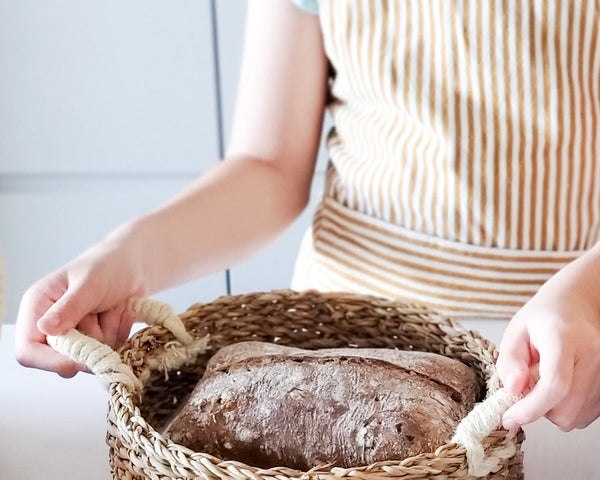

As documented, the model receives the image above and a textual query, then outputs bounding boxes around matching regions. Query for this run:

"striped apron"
[292,0,600,318]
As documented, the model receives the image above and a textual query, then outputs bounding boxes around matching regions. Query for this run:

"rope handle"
[451,386,520,477]
[47,298,196,392]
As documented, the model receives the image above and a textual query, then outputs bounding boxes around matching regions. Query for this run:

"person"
[15,0,600,434]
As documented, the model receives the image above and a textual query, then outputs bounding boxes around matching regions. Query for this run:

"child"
[15,0,600,434]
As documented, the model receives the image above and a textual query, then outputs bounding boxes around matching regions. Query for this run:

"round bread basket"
[48,290,524,480]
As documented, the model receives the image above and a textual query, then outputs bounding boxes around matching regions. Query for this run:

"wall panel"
[0,1,218,174]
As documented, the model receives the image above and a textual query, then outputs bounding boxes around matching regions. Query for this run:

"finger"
[502,330,574,428]
[16,280,82,375]
[556,354,600,430]
[574,377,600,429]
[98,304,130,349]
[497,321,532,396]
[115,304,137,350]
[36,284,93,336]
[77,312,104,342]
[15,337,84,377]
[16,275,67,341]
[545,359,591,431]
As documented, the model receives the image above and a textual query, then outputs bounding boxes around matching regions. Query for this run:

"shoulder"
[292,0,319,15]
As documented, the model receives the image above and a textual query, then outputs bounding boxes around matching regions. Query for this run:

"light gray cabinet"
[0,1,219,174]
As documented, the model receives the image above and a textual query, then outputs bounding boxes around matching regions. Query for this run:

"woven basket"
[49,290,525,480]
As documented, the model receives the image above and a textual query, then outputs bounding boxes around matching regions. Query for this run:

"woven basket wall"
[109,290,525,480]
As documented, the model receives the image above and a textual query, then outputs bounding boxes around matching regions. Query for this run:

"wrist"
[112,212,182,295]
[100,219,151,295]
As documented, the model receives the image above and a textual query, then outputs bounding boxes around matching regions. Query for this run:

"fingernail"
[504,369,525,395]
[502,415,520,431]
[37,317,60,334]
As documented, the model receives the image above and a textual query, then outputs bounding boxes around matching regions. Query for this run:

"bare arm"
[132,0,328,292]
[16,0,328,375]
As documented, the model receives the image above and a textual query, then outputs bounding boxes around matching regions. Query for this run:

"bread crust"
[162,342,480,470]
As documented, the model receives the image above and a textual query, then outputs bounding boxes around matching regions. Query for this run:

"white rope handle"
[47,297,200,391]
[47,330,143,391]
[127,297,194,346]
[451,387,520,477]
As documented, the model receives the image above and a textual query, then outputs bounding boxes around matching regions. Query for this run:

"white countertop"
[1,325,110,480]
[1,321,599,480]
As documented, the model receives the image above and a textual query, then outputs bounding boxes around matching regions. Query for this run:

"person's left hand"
[496,246,600,431]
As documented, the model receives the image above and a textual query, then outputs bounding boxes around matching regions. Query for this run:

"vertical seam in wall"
[209,0,232,295]
[210,0,231,295]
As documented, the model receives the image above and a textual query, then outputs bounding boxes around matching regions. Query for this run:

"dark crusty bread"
[162,341,481,470]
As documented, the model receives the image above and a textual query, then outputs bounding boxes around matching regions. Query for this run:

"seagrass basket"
[49,289,525,480]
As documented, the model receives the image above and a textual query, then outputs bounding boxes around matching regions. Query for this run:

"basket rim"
[108,289,521,479]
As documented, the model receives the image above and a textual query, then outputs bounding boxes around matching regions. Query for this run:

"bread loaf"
[162,341,481,470]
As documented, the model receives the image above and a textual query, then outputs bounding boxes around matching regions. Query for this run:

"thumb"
[37,287,91,336]
[497,323,532,397]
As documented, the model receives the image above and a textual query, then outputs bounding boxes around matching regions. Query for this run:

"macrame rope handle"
[451,387,520,477]
[47,330,143,391]
[127,297,194,346]
[47,297,194,392]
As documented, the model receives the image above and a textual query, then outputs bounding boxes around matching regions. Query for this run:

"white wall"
[0,0,326,323]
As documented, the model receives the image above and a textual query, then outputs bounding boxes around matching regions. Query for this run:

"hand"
[14,0,328,377]
[496,247,600,431]
[15,225,146,377]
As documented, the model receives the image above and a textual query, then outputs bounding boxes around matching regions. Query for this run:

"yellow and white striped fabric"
[293,0,600,318]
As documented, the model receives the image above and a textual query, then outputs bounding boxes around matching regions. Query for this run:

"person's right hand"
[15,225,146,377]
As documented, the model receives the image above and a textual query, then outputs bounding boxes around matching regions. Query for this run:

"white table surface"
[1,325,110,480]
[1,321,600,480]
